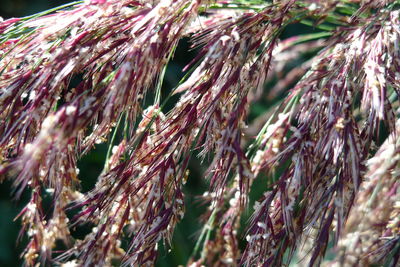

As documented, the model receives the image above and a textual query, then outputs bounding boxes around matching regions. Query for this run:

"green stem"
[192,208,217,260]
[20,1,84,21]
[104,112,124,171]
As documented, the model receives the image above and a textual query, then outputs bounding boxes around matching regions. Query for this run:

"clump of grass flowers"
[0,0,399,266]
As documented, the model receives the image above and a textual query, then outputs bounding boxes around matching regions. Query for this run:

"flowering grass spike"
[0,0,399,266]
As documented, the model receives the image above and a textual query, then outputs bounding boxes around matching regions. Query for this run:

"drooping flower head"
[0,0,399,266]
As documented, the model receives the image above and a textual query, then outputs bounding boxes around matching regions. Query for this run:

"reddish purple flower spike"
[1,0,400,266]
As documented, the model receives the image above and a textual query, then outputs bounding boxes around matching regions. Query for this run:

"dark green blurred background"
[0,1,316,266]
